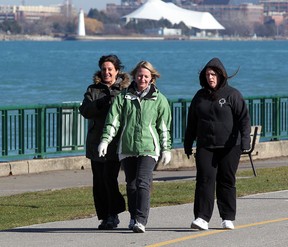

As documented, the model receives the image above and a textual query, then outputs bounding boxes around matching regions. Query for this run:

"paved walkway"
[1,157,287,197]
[1,158,288,246]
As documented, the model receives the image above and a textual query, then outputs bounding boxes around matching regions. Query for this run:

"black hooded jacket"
[184,58,251,152]
[79,72,130,162]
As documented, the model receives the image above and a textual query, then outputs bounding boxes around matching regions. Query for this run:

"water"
[1,40,287,106]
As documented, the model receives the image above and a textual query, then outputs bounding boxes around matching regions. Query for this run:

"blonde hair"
[131,61,160,84]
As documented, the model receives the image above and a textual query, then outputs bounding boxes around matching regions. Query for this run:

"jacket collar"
[126,81,158,100]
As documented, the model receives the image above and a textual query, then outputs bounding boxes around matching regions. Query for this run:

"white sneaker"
[133,221,145,233]
[190,217,209,230]
[221,220,235,230]
[128,219,136,230]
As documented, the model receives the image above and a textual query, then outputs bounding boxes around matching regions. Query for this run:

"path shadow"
[153,176,195,182]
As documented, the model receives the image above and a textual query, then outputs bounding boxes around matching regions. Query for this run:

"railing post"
[260,98,266,138]
[35,107,45,158]
[18,109,25,155]
[72,106,78,150]
[272,97,280,140]
[181,99,187,143]
[247,98,253,125]
[280,98,288,136]
[57,106,63,152]
[1,110,8,156]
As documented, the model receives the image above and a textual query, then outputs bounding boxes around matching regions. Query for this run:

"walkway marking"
[147,217,288,247]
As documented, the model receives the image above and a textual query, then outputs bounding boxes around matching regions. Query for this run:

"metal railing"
[0,103,86,161]
[170,95,288,146]
[1,96,288,161]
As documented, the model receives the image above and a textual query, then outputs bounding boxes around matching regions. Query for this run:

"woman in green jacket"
[98,61,172,233]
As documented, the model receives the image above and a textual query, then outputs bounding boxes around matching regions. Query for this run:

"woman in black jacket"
[79,54,130,230]
[184,57,251,231]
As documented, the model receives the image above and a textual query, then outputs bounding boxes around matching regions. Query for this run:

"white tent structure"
[122,0,225,30]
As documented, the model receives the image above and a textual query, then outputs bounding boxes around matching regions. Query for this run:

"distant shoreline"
[0,34,164,41]
[1,34,285,41]
[0,34,62,41]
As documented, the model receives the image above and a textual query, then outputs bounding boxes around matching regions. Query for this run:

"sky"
[0,0,121,12]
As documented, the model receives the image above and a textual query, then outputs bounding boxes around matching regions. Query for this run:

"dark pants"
[194,145,242,222]
[122,156,156,226]
[91,160,126,220]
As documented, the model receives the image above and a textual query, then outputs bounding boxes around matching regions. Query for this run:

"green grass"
[1,166,287,230]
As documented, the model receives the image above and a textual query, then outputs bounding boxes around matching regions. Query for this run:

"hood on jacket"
[199,57,228,90]
[92,71,130,90]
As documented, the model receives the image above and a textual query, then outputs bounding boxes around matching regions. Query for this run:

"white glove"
[98,141,108,157]
[159,151,171,166]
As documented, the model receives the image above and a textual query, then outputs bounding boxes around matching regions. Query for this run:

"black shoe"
[128,218,136,230]
[106,215,120,229]
[98,219,108,230]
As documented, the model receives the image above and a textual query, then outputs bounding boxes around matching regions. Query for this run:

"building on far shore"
[0,3,76,23]
[107,0,288,36]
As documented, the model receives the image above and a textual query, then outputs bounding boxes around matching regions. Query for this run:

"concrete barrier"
[0,141,288,177]
[0,156,91,177]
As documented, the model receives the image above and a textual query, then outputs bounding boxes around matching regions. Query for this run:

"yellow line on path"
[147,218,288,247]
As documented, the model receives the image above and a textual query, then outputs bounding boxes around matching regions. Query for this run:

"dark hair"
[98,54,124,71]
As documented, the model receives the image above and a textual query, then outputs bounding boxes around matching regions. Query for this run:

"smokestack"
[77,9,86,36]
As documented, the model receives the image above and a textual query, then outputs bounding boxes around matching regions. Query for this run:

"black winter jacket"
[184,58,251,153]
[79,72,130,162]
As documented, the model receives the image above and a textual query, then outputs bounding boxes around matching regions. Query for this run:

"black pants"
[91,160,126,220]
[194,145,242,222]
[122,156,156,226]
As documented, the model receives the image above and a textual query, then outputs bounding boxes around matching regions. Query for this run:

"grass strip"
[1,166,287,230]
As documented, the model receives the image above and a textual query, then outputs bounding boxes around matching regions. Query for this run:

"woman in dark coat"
[79,54,130,230]
[184,57,251,231]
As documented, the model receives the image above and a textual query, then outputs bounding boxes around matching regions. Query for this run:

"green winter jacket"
[101,82,172,159]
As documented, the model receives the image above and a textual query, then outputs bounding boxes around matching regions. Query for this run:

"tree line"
[0,8,283,38]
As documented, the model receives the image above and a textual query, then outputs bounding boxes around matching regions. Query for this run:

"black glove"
[184,148,192,159]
